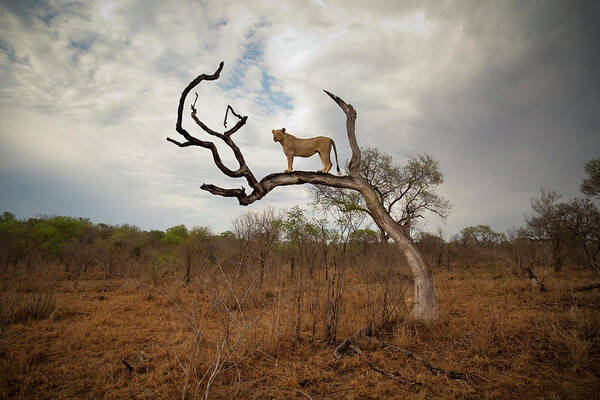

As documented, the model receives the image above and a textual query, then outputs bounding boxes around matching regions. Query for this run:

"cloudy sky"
[0,0,598,236]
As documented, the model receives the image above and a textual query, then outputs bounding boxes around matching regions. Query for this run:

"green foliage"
[34,216,89,256]
[1,211,18,224]
[460,225,506,247]
[0,212,26,266]
[149,229,165,240]
[108,225,143,253]
[308,148,451,239]
[0,212,219,273]
[282,206,308,242]
[219,230,235,239]
[349,228,378,244]
[190,226,212,239]
[162,224,189,245]
[145,252,173,286]
[0,212,22,235]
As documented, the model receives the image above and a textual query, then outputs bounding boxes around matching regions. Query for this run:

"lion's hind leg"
[318,150,333,173]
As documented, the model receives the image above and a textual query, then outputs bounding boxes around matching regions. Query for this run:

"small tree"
[62,223,100,276]
[281,206,311,268]
[560,198,600,275]
[525,189,568,272]
[308,149,451,241]
[460,225,506,248]
[0,212,25,271]
[167,62,439,320]
[416,231,445,268]
[581,158,600,200]
[234,207,282,285]
[182,226,212,285]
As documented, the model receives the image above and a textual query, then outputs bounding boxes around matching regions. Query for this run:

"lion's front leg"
[285,154,293,173]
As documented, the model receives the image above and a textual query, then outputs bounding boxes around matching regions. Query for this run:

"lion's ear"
[272,129,275,134]
[282,128,286,133]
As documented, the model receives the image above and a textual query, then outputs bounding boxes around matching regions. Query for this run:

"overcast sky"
[0,0,598,236]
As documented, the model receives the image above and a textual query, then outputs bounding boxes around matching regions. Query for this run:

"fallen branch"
[334,327,484,385]
[121,358,133,373]
[368,337,486,383]
[333,332,419,386]
[333,327,372,359]
[367,361,419,386]
[573,282,600,292]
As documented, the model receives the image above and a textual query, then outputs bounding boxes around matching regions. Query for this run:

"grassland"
[1,264,599,399]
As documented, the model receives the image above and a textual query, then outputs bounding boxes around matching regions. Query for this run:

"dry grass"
[0,264,599,399]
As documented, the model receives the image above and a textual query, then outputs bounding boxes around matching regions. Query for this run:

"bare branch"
[323,90,360,176]
[224,105,244,128]
[191,92,198,110]
[166,137,195,147]
[167,61,260,191]
[202,171,357,206]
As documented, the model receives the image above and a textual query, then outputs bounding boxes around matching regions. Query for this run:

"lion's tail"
[331,139,340,174]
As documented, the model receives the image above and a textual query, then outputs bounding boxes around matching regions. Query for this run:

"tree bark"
[351,176,438,320]
[167,62,439,321]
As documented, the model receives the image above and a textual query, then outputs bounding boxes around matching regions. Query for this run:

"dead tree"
[167,61,439,321]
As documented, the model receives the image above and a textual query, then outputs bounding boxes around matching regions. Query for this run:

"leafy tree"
[181,226,213,284]
[416,231,446,267]
[149,229,165,240]
[581,158,600,199]
[460,225,506,247]
[308,149,451,240]
[0,212,25,270]
[282,206,312,267]
[34,216,88,257]
[102,224,146,276]
[219,230,235,239]
[350,228,379,245]
[163,224,189,245]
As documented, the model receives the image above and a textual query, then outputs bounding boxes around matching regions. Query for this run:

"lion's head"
[272,128,286,142]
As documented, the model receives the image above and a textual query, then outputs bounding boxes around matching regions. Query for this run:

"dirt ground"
[1,266,599,399]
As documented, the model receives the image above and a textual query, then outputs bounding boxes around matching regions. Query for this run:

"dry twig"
[287,386,313,400]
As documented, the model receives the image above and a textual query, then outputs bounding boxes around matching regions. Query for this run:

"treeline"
[0,211,212,279]
[418,186,599,277]
[1,186,598,285]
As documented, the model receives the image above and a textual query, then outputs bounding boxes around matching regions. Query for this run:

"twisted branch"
[167,62,363,206]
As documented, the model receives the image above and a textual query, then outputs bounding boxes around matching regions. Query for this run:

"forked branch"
[166,62,363,206]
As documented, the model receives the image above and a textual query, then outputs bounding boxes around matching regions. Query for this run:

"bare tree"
[166,61,439,321]
[560,198,600,275]
[233,207,282,286]
[525,189,568,272]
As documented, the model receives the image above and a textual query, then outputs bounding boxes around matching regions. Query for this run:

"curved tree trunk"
[167,62,440,321]
[355,178,439,320]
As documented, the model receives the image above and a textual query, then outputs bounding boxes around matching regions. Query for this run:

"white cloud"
[0,0,598,235]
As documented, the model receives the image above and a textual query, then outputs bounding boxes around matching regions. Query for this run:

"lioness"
[272,128,340,174]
